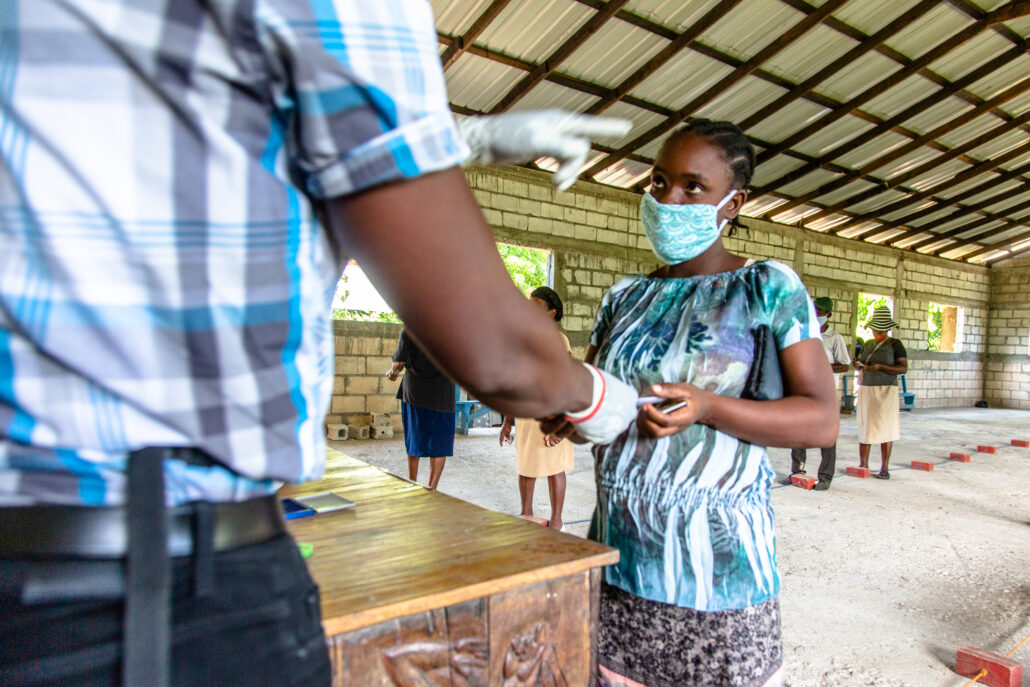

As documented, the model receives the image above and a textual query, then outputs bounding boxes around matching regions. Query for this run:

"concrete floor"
[329,407,1030,686]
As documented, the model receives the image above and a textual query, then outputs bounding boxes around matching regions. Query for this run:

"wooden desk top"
[283,451,618,636]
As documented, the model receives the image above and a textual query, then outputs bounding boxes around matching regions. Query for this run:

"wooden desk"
[283,452,618,686]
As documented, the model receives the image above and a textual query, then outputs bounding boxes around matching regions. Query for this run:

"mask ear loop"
[715,189,739,232]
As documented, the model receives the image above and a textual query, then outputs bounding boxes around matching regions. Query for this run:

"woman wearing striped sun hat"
[852,306,908,479]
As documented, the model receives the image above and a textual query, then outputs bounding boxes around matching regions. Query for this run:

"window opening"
[927,303,964,352]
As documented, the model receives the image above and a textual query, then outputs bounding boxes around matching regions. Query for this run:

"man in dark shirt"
[388,330,457,489]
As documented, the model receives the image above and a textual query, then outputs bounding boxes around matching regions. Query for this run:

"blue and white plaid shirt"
[0,0,467,506]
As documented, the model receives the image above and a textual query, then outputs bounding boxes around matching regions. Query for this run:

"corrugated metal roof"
[963,55,1030,102]
[752,156,807,187]
[830,0,922,35]
[758,24,858,85]
[777,168,841,197]
[476,0,594,64]
[813,178,878,207]
[557,19,669,89]
[811,51,902,103]
[861,74,941,121]
[1004,15,1030,37]
[433,0,1030,262]
[882,3,973,60]
[624,0,725,33]
[746,99,829,143]
[790,115,876,158]
[693,76,789,124]
[444,53,523,111]
[695,0,805,62]
[834,130,915,170]
[628,50,735,110]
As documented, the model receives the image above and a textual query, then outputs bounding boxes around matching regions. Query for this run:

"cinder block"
[790,474,817,489]
[370,425,394,439]
[347,424,370,440]
[371,413,391,426]
[1012,439,1029,447]
[977,445,997,454]
[949,453,971,462]
[955,646,1022,687]
[347,413,373,426]
[911,461,934,471]
[846,466,870,478]
[325,424,348,441]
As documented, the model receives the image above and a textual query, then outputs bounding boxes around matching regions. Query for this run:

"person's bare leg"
[407,455,419,482]
[518,475,536,518]
[880,441,892,473]
[427,457,446,490]
[858,443,870,468]
[547,472,566,530]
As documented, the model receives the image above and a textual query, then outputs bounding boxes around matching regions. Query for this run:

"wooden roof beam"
[582,0,850,179]
[751,42,1030,199]
[438,0,514,71]
[583,0,742,116]
[488,0,632,114]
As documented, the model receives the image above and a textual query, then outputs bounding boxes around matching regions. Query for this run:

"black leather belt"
[0,494,286,558]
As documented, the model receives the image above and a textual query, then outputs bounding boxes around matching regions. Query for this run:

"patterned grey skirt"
[596,583,783,687]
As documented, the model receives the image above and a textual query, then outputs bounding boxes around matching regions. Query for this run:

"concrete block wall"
[329,165,1009,416]
[326,321,404,431]
[985,255,1030,409]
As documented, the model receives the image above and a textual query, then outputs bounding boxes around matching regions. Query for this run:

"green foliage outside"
[331,244,551,323]
[926,303,944,352]
[856,293,891,341]
[498,243,551,294]
[332,273,402,323]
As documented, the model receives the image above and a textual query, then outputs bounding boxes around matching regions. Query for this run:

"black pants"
[0,533,331,687]
[790,444,837,484]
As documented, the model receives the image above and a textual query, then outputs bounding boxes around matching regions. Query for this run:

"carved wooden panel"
[328,572,592,686]
[330,599,488,686]
[487,573,590,687]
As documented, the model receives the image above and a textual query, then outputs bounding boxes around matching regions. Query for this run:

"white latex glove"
[565,364,638,445]
[456,110,632,191]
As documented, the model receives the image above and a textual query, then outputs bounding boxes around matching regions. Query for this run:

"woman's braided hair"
[664,119,755,235]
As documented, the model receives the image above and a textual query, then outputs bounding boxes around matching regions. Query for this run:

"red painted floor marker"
[911,460,933,471]
[978,445,997,453]
[790,474,816,489]
[1012,439,1029,447]
[845,466,870,478]
[955,646,1022,687]
[950,452,972,462]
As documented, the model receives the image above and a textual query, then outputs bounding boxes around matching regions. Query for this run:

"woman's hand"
[386,361,405,381]
[499,420,513,446]
[637,383,714,439]
[866,362,881,372]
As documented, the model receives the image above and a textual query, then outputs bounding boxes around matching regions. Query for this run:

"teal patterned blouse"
[588,260,819,612]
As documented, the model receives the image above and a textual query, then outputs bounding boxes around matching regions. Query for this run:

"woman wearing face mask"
[571,120,838,687]
[852,307,908,479]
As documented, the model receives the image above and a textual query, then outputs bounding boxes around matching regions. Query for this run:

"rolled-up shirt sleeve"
[257,0,469,199]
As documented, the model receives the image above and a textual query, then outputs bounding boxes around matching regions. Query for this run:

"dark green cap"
[814,296,833,312]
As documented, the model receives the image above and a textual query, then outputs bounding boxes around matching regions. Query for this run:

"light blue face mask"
[640,190,738,264]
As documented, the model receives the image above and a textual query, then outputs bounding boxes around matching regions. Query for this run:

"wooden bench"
[842,373,915,412]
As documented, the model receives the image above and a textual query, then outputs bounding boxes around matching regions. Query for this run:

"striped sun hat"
[867,306,899,332]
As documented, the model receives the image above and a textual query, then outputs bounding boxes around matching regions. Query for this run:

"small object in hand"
[297,542,314,559]
[654,399,687,414]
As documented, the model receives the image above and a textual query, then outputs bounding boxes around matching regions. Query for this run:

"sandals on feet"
[876,470,890,479]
